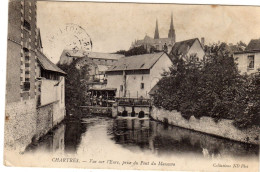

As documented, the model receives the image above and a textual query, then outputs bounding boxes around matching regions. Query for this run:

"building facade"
[234,39,260,74]
[5,0,66,151]
[131,14,176,53]
[5,0,39,151]
[106,52,173,99]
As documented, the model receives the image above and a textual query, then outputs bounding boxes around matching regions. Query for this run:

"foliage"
[232,74,260,129]
[204,41,246,56]
[115,45,148,56]
[57,59,90,116]
[153,42,260,129]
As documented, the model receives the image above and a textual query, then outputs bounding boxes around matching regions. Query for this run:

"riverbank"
[150,107,259,145]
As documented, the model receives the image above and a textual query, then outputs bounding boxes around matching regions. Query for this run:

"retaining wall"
[151,107,259,145]
[5,99,65,152]
[5,99,37,151]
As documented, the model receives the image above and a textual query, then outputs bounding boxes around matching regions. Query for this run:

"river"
[25,115,258,161]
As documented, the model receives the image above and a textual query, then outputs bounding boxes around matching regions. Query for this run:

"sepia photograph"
[2,0,260,171]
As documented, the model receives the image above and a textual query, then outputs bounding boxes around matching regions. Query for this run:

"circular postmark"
[47,23,93,57]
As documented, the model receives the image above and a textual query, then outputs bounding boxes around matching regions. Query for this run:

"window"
[248,55,255,69]
[22,48,30,91]
[120,85,123,91]
[23,20,31,31]
[141,83,144,89]
[23,81,30,91]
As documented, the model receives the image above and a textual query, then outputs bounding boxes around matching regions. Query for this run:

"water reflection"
[26,120,88,154]
[26,116,259,160]
[110,118,259,159]
[64,120,88,153]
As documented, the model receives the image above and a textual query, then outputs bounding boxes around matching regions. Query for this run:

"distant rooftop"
[234,39,260,54]
[60,49,125,60]
[245,39,260,51]
[170,38,199,57]
[107,52,165,72]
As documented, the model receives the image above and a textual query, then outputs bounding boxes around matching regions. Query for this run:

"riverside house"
[234,39,260,74]
[105,52,173,99]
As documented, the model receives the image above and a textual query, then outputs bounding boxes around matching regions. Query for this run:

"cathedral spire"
[154,19,159,39]
[168,13,176,41]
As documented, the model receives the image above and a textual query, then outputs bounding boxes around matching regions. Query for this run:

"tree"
[57,59,90,116]
[153,42,260,129]
[115,45,148,57]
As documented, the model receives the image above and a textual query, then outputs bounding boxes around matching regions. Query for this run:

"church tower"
[154,19,160,39]
[168,13,176,41]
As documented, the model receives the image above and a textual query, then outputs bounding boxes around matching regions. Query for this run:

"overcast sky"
[37,1,260,63]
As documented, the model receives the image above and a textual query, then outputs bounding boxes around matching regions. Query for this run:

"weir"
[81,97,152,118]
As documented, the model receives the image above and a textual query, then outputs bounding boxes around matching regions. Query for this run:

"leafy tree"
[57,59,90,116]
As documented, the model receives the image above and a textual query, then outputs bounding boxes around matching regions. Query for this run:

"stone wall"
[36,103,53,139]
[5,99,65,152]
[5,99,37,151]
[151,107,259,145]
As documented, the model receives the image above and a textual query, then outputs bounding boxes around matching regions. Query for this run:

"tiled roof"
[245,39,260,51]
[107,52,165,72]
[170,38,198,57]
[37,51,66,75]
[60,49,124,60]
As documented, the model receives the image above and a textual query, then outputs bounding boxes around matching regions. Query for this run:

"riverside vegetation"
[57,59,91,116]
[153,43,260,129]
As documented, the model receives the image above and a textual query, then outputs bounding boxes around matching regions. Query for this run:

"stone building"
[5,0,39,151]
[234,39,260,74]
[105,52,172,99]
[59,49,125,87]
[131,14,176,53]
[5,0,66,151]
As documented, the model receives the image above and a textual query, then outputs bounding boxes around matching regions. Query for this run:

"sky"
[37,1,260,63]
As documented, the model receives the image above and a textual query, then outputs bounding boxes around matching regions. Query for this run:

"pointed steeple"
[154,19,159,39]
[168,13,176,41]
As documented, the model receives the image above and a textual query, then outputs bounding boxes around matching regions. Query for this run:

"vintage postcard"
[4,0,260,171]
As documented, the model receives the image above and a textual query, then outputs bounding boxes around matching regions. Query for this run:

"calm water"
[26,115,259,160]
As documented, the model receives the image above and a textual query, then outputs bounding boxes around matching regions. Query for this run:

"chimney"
[201,37,205,47]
